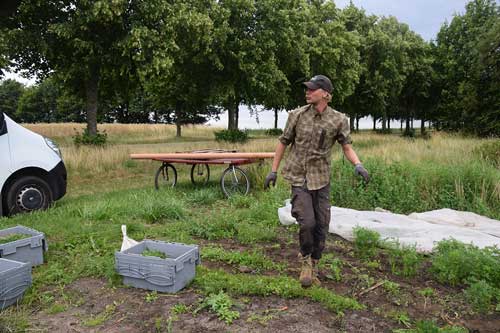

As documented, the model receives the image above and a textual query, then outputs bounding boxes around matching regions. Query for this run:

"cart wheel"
[220,166,250,197]
[190,164,210,185]
[155,163,177,190]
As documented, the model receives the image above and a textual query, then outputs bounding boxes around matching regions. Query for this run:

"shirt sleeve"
[278,110,298,146]
[336,116,352,145]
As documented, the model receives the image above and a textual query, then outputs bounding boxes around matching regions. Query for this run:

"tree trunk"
[421,119,425,134]
[350,115,355,132]
[274,109,278,129]
[176,121,181,137]
[175,103,182,137]
[235,102,239,129]
[373,117,376,131]
[405,117,411,132]
[387,118,391,130]
[382,114,387,131]
[411,117,414,129]
[356,116,360,131]
[400,120,403,131]
[85,66,99,136]
[227,96,237,130]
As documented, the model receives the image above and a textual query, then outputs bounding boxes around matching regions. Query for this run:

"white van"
[0,112,67,216]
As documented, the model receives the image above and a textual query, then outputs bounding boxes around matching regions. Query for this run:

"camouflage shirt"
[278,104,352,190]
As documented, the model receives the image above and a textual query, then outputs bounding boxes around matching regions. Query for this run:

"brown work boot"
[298,253,313,288]
[312,259,321,286]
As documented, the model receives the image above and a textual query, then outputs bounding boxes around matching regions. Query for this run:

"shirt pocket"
[318,127,336,151]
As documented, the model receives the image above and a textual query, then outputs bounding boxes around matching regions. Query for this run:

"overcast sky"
[335,0,472,41]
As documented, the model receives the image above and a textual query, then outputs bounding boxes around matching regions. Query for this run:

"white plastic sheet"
[120,225,138,252]
[277,202,500,253]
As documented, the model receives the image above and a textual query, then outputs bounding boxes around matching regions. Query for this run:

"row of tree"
[0,0,498,137]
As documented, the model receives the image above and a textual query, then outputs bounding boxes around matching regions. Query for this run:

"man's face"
[305,88,326,104]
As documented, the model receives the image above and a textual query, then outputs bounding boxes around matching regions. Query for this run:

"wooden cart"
[130,150,275,197]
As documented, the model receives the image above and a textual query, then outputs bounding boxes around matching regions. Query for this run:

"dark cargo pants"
[290,183,331,260]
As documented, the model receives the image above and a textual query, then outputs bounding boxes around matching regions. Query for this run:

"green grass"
[330,158,500,220]
[201,246,286,273]
[0,233,30,244]
[353,227,381,259]
[193,266,363,315]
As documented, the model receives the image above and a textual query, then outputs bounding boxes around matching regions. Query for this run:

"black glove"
[354,163,370,183]
[264,171,277,189]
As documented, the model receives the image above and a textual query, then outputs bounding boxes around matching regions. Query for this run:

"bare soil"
[31,232,500,333]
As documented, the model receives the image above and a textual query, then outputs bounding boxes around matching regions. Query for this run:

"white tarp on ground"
[277,201,500,253]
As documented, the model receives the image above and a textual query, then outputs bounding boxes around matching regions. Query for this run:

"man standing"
[264,75,370,288]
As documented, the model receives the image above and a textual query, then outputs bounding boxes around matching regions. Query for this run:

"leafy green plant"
[194,291,240,324]
[142,249,167,259]
[171,303,190,315]
[393,320,468,333]
[201,246,285,273]
[73,128,107,146]
[417,287,435,298]
[431,239,500,288]
[353,227,381,258]
[385,242,423,277]
[388,310,411,328]
[0,233,29,245]
[318,255,343,282]
[464,280,497,313]
[383,280,400,297]
[214,129,249,143]
[145,291,159,303]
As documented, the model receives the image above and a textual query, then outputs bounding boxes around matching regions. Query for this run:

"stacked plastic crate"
[0,225,47,310]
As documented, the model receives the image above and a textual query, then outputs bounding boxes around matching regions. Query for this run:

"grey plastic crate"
[115,240,200,293]
[0,258,32,310]
[0,225,48,266]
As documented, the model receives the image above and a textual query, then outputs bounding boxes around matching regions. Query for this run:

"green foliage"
[464,280,498,313]
[214,129,249,143]
[473,140,500,168]
[0,79,25,119]
[434,0,500,136]
[431,239,500,288]
[194,291,240,324]
[201,246,284,273]
[318,254,343,282]
[194,267,362,314]
[0,233,29,245]
[393,320,468,333]
[145,291,159,303]
[142,249,167,259]
[383,280,401,297]
[73,129,108,146]
[330,158,500,220]
[265,128,283,136]
[385,242,423,277]
[353,227,380,258]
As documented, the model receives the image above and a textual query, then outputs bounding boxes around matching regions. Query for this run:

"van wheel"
[5,176,53,215]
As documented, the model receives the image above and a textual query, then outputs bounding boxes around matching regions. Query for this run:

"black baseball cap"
[303,75,333,94]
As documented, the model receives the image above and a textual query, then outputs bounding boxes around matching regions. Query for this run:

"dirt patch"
[30,231,500,333]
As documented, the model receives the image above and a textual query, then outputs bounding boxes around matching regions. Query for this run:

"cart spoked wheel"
[155,163,177,189]
[220,165,250,197]
[190,164,210,185]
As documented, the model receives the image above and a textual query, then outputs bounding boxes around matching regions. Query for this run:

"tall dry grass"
[24,123,224,145]
[25,123,497,205]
